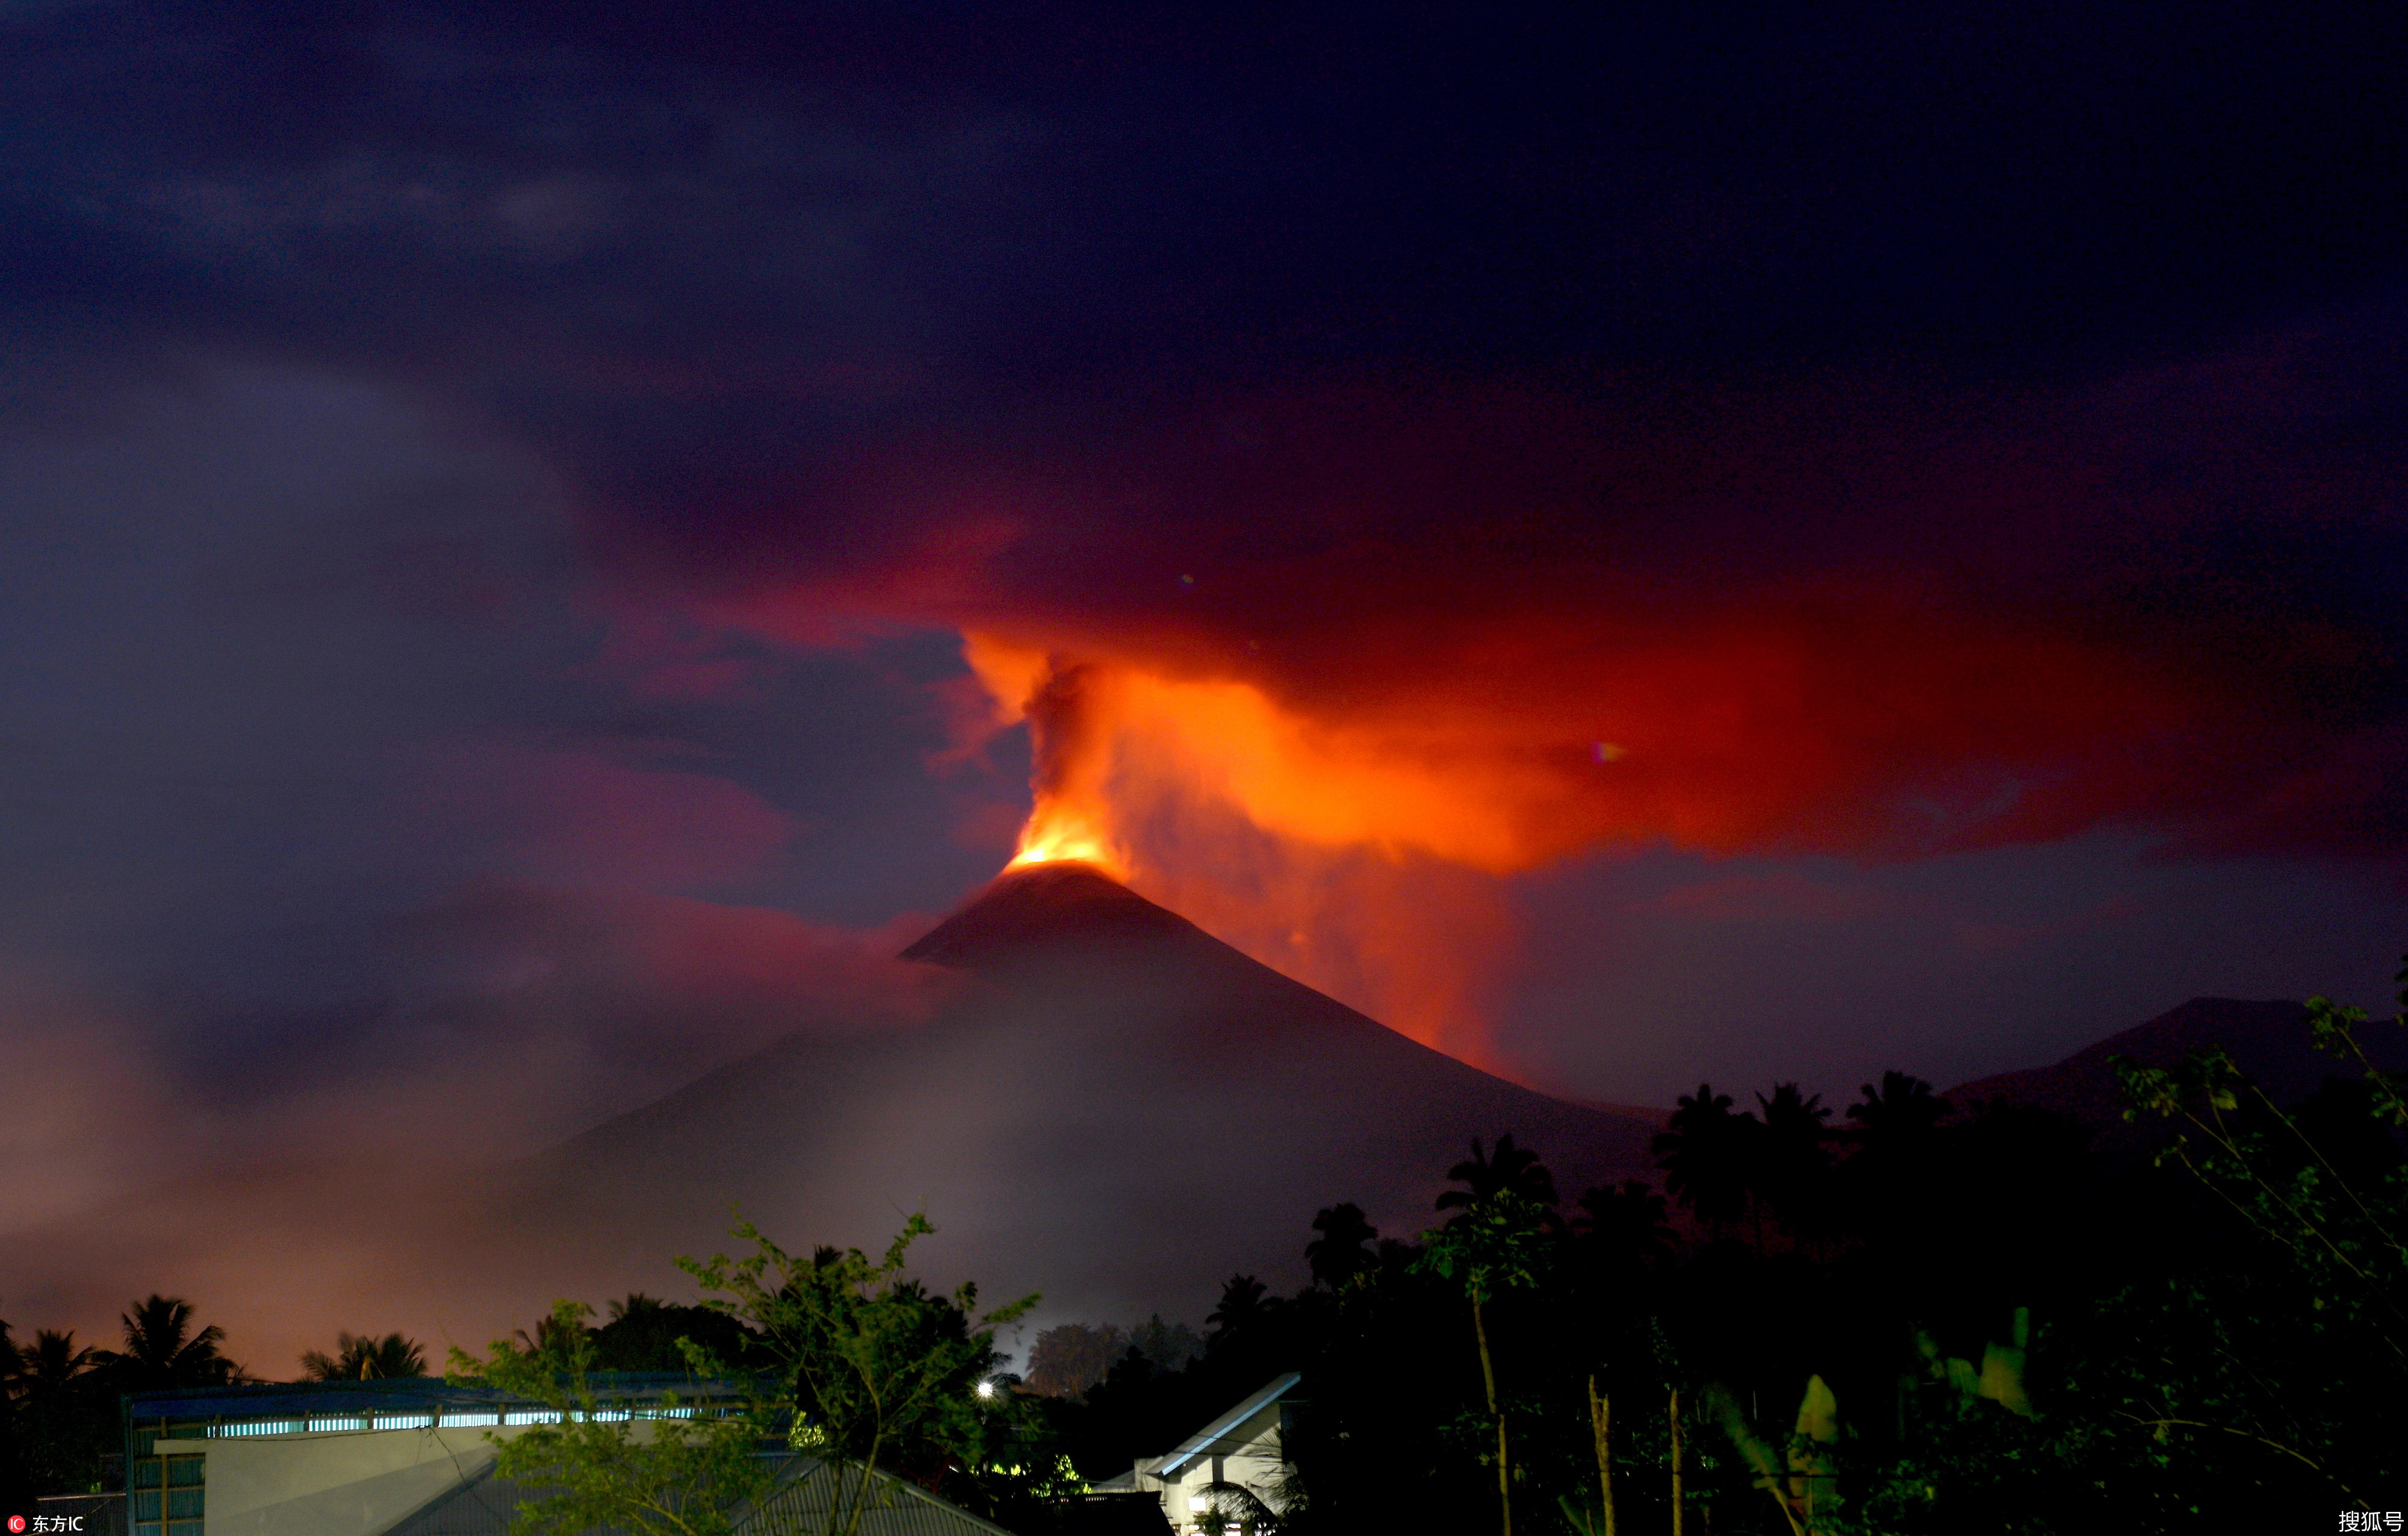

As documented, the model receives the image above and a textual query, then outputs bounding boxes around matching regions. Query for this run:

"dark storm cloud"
[693,328,2408,862]
[20,2,2393,859]
[0,0,2397,1013]
[11,3,2402,400]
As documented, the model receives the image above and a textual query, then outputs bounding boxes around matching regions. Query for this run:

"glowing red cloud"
[636,355,2405,1054]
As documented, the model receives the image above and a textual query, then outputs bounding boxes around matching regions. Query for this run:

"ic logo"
[7,1514,25,1532]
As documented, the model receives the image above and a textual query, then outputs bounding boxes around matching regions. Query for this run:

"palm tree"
[1306,1202,1380,1288]
[1842,1071,1953,1240]
[16,1329,95,1395]
[606,1292,666,1322]
[1437,1134,1559,1214]
[299,1331,427,1381]
[12,1327,104,1498]
[1849,1071,1950,1141]
[96,1295,243,1390]
[1418,1192,1553,1536]
[1573,1180,1677,1267]
[1652,1084,1757,1242]
[1206,1274,1274,1345]
[512,1310,589,1359]
[1753,1083,1834,1249]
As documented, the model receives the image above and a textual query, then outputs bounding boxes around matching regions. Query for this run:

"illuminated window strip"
[198,1400,729,1437]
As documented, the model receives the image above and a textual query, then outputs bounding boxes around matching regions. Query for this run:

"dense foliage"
[1031,959,2407,1534]
[680,1211,1043,1533]
[447,1299,786,1536]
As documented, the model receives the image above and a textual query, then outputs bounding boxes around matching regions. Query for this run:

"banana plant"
[1702,1375,1839,1536]
[1915,1305,2035,1419]
[1701,1309,2037,1535]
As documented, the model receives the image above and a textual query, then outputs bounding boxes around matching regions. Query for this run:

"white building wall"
[169,1422,545,1536]
[1126,1401,1287,1534]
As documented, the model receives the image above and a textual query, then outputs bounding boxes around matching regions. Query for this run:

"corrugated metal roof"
[743,1461,1018,1536]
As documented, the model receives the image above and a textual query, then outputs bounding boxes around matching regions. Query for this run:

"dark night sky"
[4,0,2407,1357]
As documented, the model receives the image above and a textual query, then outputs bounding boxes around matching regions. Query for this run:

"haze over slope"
[498,864,1660,1325]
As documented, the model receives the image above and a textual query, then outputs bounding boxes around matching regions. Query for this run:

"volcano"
[495,863,1660,1325]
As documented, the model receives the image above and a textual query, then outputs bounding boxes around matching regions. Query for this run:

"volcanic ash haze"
[490,862,1658,1323]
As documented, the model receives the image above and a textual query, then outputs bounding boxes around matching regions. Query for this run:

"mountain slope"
[499,864,1660,1322]
[1946,996,2408,1129]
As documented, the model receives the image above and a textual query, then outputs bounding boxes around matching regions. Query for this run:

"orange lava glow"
[1005,801,1128,877]
[962,632,1531,1059]
[964,634,1575,874]
[952,598,2187,1067]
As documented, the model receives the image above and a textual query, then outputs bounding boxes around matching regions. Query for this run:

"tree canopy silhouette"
[300,1331,427,1381]
[1573,1180,1677,1269]
[1653,1084,1756,1239]
[1752,1082,1834,1244]
[1848,1071,1950,1142]
[1206,1274,1276,1345]
[1437,1134,1559,1213]
[97,1295,243,1390]
[14,1329,94,1394]
[1306,1202,1380,1288]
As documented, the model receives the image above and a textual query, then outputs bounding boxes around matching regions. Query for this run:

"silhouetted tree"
[1206,1275,1275,1345]
[1126,1314,1202,1373]
[17,1331,94,1391]
[300,1331,427,1381]
[1752,1082,1834,1249]
[9,1327,104,1500]
[1419,1191,1553,1536]
[513,1309,588,1360]
[1848,1070,1949,1142]
[96,1296,244,1390]
[1438,1134,1559,1213]
[1841,1071,1952,1239]
[1306,1202,1380,1288]
[1574,1180,1677,1269]
[1653,1085,1755,1241]
[0,1313,20,1513]
[1024,1322,1129,1398]
[590,1298,763,1375]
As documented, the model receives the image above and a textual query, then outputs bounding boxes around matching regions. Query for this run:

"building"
[120,1379,1011,1536]
[1092,1373,1300,1535]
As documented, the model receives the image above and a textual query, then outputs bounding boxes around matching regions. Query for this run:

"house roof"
[1153,1373,1302,1478]
[382,1455,1014,1536]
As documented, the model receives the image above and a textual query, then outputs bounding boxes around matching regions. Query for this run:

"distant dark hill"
[496,863,1659,1323]
[1946,996,2408,1131]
